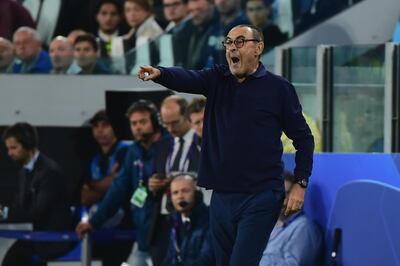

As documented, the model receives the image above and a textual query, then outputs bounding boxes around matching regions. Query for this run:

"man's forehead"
[227,27,252,39]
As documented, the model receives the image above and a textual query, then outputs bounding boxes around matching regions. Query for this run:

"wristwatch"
[296,178,308,188]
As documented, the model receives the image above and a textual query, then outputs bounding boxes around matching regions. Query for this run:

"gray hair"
[50,35,73,50]
[13,27,42,43]
[0,37,13,48]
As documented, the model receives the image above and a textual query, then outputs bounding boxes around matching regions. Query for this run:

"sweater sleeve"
[153,66,217,97]
[281,82,314,180]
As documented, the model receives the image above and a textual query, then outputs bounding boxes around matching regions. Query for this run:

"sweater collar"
[223,62,267,79]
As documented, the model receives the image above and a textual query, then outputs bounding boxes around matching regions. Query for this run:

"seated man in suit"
[1,122,74,266]
[163,173,213,266]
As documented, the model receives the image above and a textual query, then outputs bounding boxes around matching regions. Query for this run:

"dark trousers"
[149,214,170,266]
[210,189,284,266]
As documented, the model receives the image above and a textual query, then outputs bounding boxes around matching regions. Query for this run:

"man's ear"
[255,41,264,57]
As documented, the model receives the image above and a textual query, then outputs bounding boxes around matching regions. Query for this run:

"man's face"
[96,3,121,34]
[188,0,213,26]
[163,0,187,23]
[225,26,264,80]
[74,41,97,68]
[92,121,116,146]
[215,0,237,15]
[4,137,30,164]
[0,41,14,68]
[189,110,204,138]
[14,31,41,62]
[171,178,196,214]
[161,102,189,138]
[124,1,150,28]
[129,111,154,141]
[49,39,73,69]
[246,0,269,28]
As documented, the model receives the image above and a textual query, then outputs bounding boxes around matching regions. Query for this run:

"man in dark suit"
[147,95,201,265]
[1,122,74,266]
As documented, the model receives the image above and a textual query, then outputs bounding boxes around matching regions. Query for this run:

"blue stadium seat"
[327,180,400,265]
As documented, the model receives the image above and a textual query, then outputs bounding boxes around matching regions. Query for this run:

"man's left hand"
[284,183,305,216]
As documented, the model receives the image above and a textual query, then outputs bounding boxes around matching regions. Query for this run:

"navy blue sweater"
[155,63,314,193]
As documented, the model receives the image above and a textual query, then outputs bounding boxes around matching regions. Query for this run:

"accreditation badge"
[130,184,148,208]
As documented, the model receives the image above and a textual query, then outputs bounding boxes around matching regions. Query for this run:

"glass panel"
[291,47,317,120]
[260,49,275,73]
[332,44,385,152]
[290,47,321,151]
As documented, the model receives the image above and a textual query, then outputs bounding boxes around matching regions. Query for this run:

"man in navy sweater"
[138,24,314,266]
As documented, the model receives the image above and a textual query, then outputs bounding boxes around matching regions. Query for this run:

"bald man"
[147,95,201,265]
[12,27,52,74]
[49,36,74,74]
[163,174,213,265]
[0,38,15,73]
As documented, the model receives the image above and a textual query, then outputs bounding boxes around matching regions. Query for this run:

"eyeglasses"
[221,37,260,49]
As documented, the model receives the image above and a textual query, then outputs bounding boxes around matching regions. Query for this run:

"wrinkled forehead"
[226,26,253,40]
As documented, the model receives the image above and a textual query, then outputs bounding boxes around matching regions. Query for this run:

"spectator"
[0,37,15,73]
[49,36,74,74]
[116,0,163,53]
[163,0,190,33]
[246,0,287,52]
[80,110,133,266]
[73,33,111,74]
[173,0,218,68]
[1,122,75,266]
[260,172,322,266]
[12,27,52,74]
[162,174,213,266]
[147,95,201,265]
[186,97,206,142]
[0,0,35,40]
[94,0,123,57]
[76,100,168,266]
[205,0,249,66]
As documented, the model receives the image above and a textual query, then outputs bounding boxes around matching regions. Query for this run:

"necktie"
[171,138,185,171]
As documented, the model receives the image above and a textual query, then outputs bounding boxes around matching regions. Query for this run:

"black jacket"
[8,153,75,259]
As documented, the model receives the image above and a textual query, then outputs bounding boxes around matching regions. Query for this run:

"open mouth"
[231,56,240,64]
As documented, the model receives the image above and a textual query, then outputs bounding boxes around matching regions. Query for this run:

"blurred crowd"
[1,95,323,266]
[0,0,353,74]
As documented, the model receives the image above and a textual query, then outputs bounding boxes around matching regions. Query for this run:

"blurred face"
[161,102,190,138]
[0,41,14,68]
[96,3,121,34]
[14,31,41,61]
[225,26,264,81]
[171,178,196,215]
[124,1,150,28]
[49,39,73,70]
[92,121,116,146]
[246,0,269,28]
[163,0,187,23]
[4,137,31,164]
[215,0,238,15]
[129,111,154,141]
[189,110,204,138]
[188,0,214,26]
[74,41,98,68]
